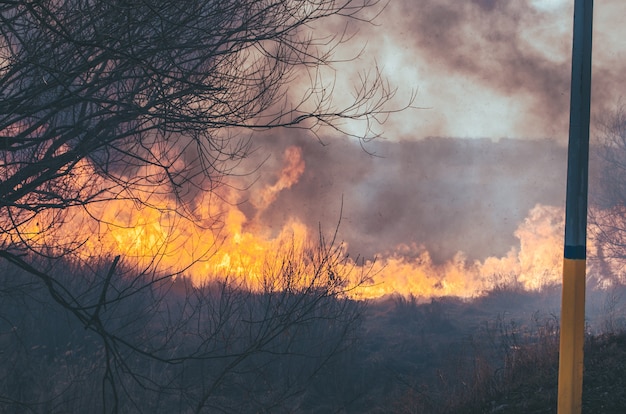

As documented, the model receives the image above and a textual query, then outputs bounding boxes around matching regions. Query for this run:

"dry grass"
[372,285,626,414]
[450,325,626,413]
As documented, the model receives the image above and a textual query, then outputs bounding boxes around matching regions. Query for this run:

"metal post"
[558,1,593,413]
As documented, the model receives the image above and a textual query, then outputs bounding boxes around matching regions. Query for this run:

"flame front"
[348,204,565,299]
[10,145,570,299]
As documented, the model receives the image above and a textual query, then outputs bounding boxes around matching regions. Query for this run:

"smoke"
[240,133,567,264]
[319,0,626,141]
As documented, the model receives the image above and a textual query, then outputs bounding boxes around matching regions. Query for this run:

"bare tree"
[590,104,626,283]
[0,0,401,256]
[0,234,368,413]
[0,1,401,412]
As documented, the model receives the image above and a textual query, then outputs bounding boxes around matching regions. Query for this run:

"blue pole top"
[564,0,593,260]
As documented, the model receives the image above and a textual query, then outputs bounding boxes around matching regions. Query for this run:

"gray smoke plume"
[240,134,566,263]
[335,0,626,140]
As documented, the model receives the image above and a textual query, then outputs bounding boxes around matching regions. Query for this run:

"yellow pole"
[558,258,586,413]
[557,0,593,413]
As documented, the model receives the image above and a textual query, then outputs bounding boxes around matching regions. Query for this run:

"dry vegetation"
[4,258,626,413]
[363,285,626,414]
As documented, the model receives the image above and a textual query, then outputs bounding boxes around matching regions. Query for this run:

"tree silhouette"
[0,1,400,412]
[0,0,401,255]
[590,105,626,284]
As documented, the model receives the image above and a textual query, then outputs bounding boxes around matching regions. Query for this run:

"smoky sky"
[410,0,570,128]
[239,133,567,263]
[337,0,626,140]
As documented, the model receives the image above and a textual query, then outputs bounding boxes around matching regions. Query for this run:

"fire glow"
[17,145,568,300]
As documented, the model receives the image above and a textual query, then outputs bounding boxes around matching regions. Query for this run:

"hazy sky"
[236,0,625,265]
[348,0,626,141]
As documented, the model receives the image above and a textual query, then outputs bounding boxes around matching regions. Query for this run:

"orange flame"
[348,204,565,299]
[251,146,305,211]
[7,147,569,299]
